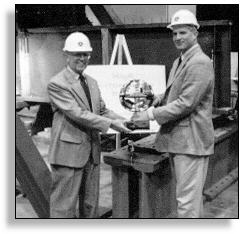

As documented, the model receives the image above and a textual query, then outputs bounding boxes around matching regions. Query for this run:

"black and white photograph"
[15,4,239,220]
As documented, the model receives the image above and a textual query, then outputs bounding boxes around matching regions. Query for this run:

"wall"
[16,21,231,107]
[102,5,196,24]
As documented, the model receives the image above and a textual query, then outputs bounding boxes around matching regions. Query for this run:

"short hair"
[186,24,198,34]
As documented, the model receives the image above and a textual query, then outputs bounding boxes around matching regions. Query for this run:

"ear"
[192,30,198,41]
[63,52,69,62]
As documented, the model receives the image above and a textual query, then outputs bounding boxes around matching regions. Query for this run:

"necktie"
[177,56,182,69]
[79,74,93,111]
[174,56,182,75]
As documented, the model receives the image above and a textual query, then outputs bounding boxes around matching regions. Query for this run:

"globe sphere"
[119,79,154,112]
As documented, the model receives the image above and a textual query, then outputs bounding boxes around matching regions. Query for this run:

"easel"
[110,34,133,65]
[109,34,133,148]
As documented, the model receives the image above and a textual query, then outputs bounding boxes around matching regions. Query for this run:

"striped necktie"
[79,74,92,111]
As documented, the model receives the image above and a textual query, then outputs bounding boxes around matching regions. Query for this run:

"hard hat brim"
[63,48,93,52]
[167,23,200,30]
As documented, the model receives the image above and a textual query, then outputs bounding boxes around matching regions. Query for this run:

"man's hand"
[110,119,132,133]
[130,111,149,122]
[151,95,161,107]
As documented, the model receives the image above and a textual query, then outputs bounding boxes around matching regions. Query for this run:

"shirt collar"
[181,43,199,61]
[66,66,81,80]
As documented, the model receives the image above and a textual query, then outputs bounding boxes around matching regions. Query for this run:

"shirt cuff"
[147,106,155,120]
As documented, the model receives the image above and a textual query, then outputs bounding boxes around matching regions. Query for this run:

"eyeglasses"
[67,52,91,59]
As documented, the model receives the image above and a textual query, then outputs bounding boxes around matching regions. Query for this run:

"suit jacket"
[154,44,215,156]
[47,68,121,168]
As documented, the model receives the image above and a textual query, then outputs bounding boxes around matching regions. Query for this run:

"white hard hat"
[167,9,200,30]
[63,32,93,52]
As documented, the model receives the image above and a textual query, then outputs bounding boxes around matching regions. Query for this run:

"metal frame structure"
[18,20,232,107]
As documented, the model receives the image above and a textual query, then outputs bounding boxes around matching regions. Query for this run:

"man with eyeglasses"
[47,32,131,218]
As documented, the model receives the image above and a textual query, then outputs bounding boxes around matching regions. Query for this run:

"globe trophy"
[119,79,154,130]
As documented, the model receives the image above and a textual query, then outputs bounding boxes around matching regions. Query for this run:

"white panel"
[84,65,166,132]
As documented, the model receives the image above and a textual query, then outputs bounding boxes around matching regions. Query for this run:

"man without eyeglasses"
[132,10,215,218]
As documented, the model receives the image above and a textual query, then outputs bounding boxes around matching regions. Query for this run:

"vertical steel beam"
[101,28,112,65]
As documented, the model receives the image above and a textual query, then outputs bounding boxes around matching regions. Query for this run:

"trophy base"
[126,120,150,130]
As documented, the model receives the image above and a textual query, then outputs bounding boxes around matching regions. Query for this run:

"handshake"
[110,118,147,133]
[110,119,132,133]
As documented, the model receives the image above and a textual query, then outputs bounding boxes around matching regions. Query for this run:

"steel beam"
[16,114,51,218]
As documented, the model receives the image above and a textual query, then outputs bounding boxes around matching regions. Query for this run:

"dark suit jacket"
[47,68,121,167]
[154,44,215,156]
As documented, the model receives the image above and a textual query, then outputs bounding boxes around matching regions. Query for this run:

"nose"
[175,33,182,41]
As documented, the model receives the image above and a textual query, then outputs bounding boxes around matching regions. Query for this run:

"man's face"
[172,25,198,53]
[66,52,91,74]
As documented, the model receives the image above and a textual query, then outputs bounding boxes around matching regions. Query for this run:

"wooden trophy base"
[126,112,150,130]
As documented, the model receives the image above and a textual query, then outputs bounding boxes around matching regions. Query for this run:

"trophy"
[119,79,154,130]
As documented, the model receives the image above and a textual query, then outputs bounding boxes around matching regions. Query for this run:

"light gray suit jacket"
[47,68,121,168]
[154,44,215,156]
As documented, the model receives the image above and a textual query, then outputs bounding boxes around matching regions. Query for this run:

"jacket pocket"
[60,131,82,144]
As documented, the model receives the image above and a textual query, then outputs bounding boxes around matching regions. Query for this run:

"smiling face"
[66,52,91,74]
[172,25,198,54]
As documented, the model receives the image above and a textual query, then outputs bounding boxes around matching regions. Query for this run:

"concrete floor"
[16,161,238,218]
[16,115,238,219]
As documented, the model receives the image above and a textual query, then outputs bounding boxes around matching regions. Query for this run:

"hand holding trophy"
[119,79,154,130]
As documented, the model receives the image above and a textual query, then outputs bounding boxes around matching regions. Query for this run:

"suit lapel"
[166,44,202,91]
[166,58,180,89]
[71,82,91,110]
[174,57,185,79]
[64,69,91,110]
[84,75,98,113]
